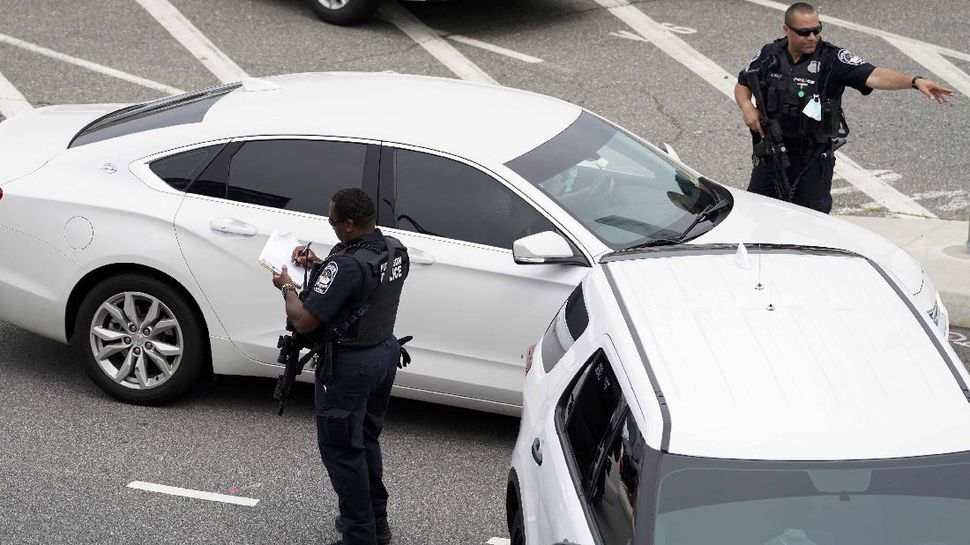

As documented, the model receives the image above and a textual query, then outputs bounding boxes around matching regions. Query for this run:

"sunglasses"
[328,216,349,226]
[789,23,822,37]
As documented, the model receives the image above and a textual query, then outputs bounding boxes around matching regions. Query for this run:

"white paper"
[802,95,822,121]
[258,231,308,288]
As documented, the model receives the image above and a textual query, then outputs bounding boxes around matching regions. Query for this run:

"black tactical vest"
[756,38,846,145]
[303,233,410,349]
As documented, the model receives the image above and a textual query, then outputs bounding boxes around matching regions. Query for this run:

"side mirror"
[658,142,681,162]
[513,231,588,266]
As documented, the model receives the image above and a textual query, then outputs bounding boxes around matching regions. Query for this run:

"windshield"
[505,111,720,249]
[69,82,241,148]
[647,452,970,545]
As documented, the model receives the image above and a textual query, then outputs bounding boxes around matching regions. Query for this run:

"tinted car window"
[541,285,589,372]
[149,144,224,191]
[223,139,368,214]
[70,83,240,148]
[391,149,556,249]
[590,409,644,545]
[561,351,623,483]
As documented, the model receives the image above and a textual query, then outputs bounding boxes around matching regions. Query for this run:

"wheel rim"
[317,0,350,9]
[88,291,184,391]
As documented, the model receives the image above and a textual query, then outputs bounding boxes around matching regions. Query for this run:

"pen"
[300,242,313,264]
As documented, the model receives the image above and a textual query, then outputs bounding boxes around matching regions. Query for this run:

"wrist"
[280,283,299,299]
[911,75,924,89]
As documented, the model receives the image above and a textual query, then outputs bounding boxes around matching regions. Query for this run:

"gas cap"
[64,216,94,251]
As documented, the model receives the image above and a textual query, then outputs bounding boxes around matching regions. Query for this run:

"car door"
[534,342,644,544]
[172,136,378,364]
[377,145,589,407]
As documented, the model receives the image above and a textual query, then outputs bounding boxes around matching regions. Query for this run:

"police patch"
[807,60,820,74]
[837,48,865,66]
[745,48,762,70]
[313,261,338,295]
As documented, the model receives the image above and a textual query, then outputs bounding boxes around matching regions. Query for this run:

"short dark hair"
[331,188,376,225]
[785,2,817,26]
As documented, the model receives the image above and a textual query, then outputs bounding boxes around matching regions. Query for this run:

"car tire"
[72,274,207,405]
[510,500,526,545]
[305,0,380,25]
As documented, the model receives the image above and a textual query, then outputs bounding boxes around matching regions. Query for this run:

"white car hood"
[0,104,122,184]
[692,187,925,296]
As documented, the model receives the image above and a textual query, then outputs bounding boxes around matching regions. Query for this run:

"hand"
[272,265,295,290]
[742,107,764,138]
[291,245,318,267]
[916,79,954,105]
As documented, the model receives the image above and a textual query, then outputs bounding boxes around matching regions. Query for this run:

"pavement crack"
[647,93,684,143]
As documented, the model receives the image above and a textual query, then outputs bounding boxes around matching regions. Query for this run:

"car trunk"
[0,104,123,185]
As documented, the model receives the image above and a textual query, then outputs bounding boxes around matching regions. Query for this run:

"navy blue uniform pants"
[748,146,836,214]
[315,337,399,545]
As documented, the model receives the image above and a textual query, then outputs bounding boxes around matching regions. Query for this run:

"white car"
[0,73,948,411]
[507,243,970,545]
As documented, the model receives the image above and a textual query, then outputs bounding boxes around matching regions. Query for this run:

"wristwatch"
[911,75,925,89]
[280,283,298,299]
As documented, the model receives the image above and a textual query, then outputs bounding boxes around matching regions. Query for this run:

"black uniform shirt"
[738,40,877,96]
[301,237,375,325]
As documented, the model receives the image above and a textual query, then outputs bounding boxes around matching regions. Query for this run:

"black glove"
[397,336,413,369]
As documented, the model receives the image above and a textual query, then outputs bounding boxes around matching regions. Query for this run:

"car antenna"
[755,246,764,291]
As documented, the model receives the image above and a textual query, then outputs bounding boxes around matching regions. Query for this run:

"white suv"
[508,243,970,545]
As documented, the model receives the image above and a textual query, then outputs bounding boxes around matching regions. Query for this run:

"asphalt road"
[1,1,969,543]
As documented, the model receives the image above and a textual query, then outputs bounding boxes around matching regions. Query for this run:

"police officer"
[271,188,410,545]
[735,2,953,213]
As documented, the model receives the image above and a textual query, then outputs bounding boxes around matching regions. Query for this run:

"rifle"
[745,69,794,201]
[273,333,328,416]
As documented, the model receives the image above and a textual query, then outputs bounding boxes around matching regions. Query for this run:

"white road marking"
[0,67,31,118]
[379,1,498,85]
[127,481,259,507]
[486,538,511,545]
[445,34,544,64]
[889,39,970,98]
[593,0,936,218]
[741,0,970,95]
[610,30,650,43]
[0,33,184,95]
[135,0,248,83]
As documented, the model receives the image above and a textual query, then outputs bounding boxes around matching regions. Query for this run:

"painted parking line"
[444,33,544,64]
[486,538,511,545]
[593,0,936,219]
[379,1,498,85]
[741,0,970,98]
[127,481,259,507]
[0,66,31,118]
[0,33,184,96]
[135,0,249,83]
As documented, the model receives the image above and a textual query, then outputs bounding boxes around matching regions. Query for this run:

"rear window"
[541,284,589,372]
[149,144,225,191]
[69,83,240,148]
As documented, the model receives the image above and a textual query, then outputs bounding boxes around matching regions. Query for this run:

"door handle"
[209,218,257,237]
[531,438,543,466]
[409,247,435,265]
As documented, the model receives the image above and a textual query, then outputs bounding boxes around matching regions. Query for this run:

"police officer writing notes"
[271,188,410,545]
[734,2,953,213]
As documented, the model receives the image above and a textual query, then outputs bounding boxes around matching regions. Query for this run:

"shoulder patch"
[313,261,338,295]
[745,47,763,70]
[837,48,865,66]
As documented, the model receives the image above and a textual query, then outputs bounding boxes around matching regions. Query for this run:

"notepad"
[258,230,308,288]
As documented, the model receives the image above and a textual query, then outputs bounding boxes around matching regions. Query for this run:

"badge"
[313,261,338,295]
[837,49,865,66]
[808,60,820,73]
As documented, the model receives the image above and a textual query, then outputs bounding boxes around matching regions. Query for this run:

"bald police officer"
[272,188,409,545]
[735,2,953,213]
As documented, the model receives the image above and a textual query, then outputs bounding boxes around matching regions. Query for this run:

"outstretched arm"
[865,68,953,104]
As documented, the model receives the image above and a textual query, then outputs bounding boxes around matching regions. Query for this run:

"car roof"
[203,72,583,165]
[601,245,970,461]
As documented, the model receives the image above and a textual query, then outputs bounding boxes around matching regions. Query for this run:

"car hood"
[0,104,123,185]
[690,187,925,295]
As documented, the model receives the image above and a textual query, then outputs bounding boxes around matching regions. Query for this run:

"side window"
[541,284,589,372]
[390,148,557,249]
[561,351,623,483]
[589,409,644,545]
[560,351,644,544]
[149,144,224,191]
[218,139,368,214]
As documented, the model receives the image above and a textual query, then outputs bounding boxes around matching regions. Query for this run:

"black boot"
[335,516,392,544]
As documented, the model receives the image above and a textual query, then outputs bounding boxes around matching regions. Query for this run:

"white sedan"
[0,73,948,412]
